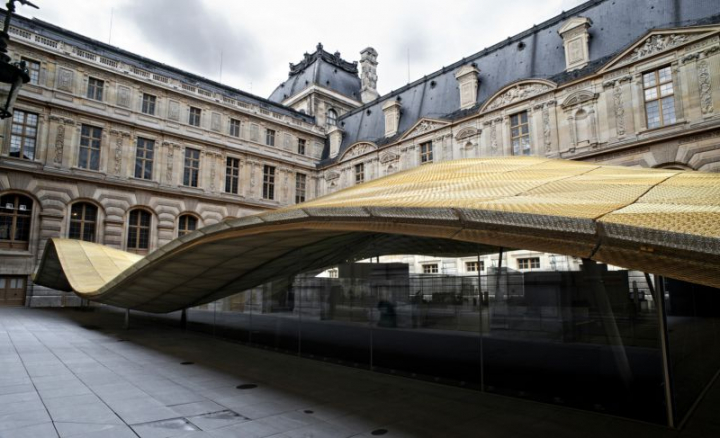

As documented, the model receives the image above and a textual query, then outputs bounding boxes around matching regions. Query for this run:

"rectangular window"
[266,129,275,146]
[225,157,240,194]
[466,261,484,272]
[9,110,38,160]
[643,66,676,129]
[420,141,433,164]
[229,118,241,137]
[183,148,200,187]
[141,93,156,116]
[297,138,306,155]
[423,264,439,274]
[78,125,102,170]
[87,77,104,101]
[511,112,531,155]
[189,107,202,127]
[263,165,275,200]
[355,163,365,184]
[295,173,306,203]
[517,257,540,270]
[21,58,40,85]
[134,137,154,180]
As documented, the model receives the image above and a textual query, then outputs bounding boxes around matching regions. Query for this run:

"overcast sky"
[22,0,585,98]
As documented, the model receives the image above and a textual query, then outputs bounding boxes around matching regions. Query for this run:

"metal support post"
[180,308,187,330]
[124,308,130,330]
[649,274,675,428]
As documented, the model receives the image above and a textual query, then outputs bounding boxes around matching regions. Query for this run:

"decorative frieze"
[613,82,626,136]
[617,33,695,66]
[542,105,551,152]
[117,85,131,108]
[53,124,64,165]
[697,60,714,116]
[483,81,555,112]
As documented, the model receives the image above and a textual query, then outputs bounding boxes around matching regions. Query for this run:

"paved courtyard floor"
[0,306,718,438]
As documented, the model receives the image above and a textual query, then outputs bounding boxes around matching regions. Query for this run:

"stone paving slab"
[0,307,718,437]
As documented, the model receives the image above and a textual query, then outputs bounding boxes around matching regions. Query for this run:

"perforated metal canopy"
[34,157,720,313]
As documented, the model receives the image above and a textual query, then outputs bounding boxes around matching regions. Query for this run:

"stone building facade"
[1,0,720,305]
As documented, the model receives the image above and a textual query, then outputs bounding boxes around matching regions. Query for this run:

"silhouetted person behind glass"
[377,300,397,328]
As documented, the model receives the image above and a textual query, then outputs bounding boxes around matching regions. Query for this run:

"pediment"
[455,126,480,140]
[339,142,377,161]
[379,150,399,163]
[481,79,557,112]
[399,118,450,140]
[599,26,720,73]
[561,90,598,109]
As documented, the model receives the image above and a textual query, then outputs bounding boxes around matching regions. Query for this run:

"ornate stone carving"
[379,150,399,164]
[455,127,480,140]
[613,83,626,136]
[342,142,376,160]
[114,135,122,174]
[210,154,217,192]
[407,120,438,138]
[166,146,174,184]
[618,33,691,66]
[485,82,553,111]
[490,121,498,153]
[698,59,714,115]
[57,67,73,92]
[117,85,131,108]
[53,124,64,165]
[542,105,551,152]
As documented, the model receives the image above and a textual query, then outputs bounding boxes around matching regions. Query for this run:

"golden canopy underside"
[34,157,720,313]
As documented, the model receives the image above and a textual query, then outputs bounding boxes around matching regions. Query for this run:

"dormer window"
[327,109,338,126]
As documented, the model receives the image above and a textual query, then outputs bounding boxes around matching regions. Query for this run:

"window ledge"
[637,119,687,136]
[0,249,33,257]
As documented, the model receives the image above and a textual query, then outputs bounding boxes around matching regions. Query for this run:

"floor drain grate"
[236,384,257,390]
[117,339,128,342]
[81,325,101,330]
[303,410,314,414]
[371,429,388,436]
[180,361,194,365]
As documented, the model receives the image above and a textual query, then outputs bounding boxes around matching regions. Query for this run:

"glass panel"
[373,273,483,388]
[646,101,660,129]
[0,278,5,288]
[643,72,656,87]
[665,278,720,424]
[645,88,658,101]
[296,275,372,369]
[662,97,676,124]
[658,67,672,83]
[483,266,665,423]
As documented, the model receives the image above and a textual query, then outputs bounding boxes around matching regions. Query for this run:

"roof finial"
[316,42,323,51]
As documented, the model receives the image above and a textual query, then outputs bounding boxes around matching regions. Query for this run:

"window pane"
[658,67,672,83]
[646,101,660,128]
[660,82,674,97]
[662,97,676,125]
[643,72,656,87]
[644,88,658,101]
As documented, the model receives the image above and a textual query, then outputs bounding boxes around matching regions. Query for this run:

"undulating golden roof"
[34,157,720,312]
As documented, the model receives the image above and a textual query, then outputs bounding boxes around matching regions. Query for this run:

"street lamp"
[0,0,38,119]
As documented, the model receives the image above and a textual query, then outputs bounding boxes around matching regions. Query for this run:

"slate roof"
[2,10,316,124]
[321,0,720,165]
[268,43,362,104]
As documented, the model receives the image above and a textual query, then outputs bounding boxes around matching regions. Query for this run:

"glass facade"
[171,258,720,426]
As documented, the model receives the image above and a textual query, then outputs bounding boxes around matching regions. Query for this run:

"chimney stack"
[360,47,379,104]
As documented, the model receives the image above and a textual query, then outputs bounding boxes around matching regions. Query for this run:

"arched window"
[127,209,151,254]
[177,214,198,237]
[326,108,337,126]
[69,203,98,242]
[0,194,33,250]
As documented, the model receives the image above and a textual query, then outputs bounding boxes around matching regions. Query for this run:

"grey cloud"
[118,0,265,83]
